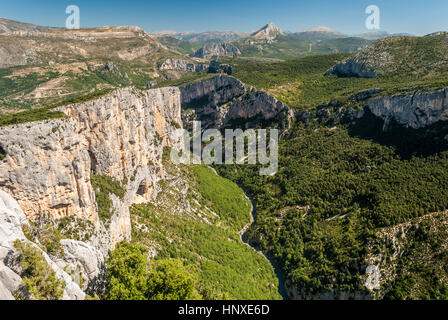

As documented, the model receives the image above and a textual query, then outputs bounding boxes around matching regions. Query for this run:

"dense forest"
[209,51,448,298]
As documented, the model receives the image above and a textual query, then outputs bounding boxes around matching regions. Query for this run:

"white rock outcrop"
[364,265,381,291]
[366,88,448,130]
[0,190,85,300]
[192,42,241,59]
[56,239,105,294]
[159,58,208,72]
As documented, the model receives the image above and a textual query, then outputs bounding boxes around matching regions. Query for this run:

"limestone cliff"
[180,75,293,131]
[159,58,209,72]
[0,86,183,299]
[192,42,241,59]
[365,88,448,130]
[0,87,182,251]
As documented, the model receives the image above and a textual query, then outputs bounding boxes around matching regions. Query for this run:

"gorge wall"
[365,88,448,130]
[0,87,183,299]
[0,73,294,299]
[3,71,448,300]
[180,75,294,131]
[0,87,182,249]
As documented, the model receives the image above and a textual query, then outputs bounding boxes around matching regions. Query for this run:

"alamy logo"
[365,5,380,30]
[66,5,80,29]
[170,122,279,176]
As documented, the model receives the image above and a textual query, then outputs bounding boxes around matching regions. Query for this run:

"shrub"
[105,242,149,300]
[147,259,201,300]
[0,146,5,161]
[14,240,65,300]
[91,175,126,223]
[105,242,201,300]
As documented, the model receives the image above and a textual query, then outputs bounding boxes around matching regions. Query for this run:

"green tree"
[105,242,149,300]
[147,259,201,300]
[14,240,65,300]
[105,242,201,300]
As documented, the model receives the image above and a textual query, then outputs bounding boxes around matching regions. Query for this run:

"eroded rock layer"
[0,87,183,249]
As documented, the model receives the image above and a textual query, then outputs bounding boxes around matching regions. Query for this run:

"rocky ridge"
[159,58,209,72]
[179,75,294,131]
[0,190,89,300]
[365,88,448,130]
[325,33,448,78]
[192,42,241,59]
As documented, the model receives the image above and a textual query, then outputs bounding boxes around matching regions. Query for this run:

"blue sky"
[1,0,448,35]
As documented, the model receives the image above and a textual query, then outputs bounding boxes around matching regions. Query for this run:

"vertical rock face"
[159,58,209,72]
[0,118,95,222]
[180,75,246,128]
[225,88,292,127]
[365,88,448,130]
[0,87,183,249]
[192,42,241,59]
[324,59,377,78]
[179,75,293,130]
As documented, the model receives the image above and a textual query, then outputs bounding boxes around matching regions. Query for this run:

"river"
[208,166,287,300]
[240,193,288,300]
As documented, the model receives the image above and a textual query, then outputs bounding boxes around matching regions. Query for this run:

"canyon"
[0,75,292,299]
[1,67,448,299]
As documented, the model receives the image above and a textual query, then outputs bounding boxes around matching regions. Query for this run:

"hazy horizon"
[1,0,448,36]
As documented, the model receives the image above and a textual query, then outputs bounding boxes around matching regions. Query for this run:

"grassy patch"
[0,107,66,128]
[0,89,113,128]
[190,165,251,230]
[91,175,126,223]
[56,216,95,242]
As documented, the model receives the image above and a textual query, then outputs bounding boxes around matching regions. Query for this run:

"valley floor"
[130,151,282,300]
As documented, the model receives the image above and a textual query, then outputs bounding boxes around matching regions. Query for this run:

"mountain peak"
[251,23,283,40]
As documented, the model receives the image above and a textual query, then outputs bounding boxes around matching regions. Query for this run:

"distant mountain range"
[0,17,432,111]
[232,24,372,59]
[152,30,251,44]
[154,23,414,43]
